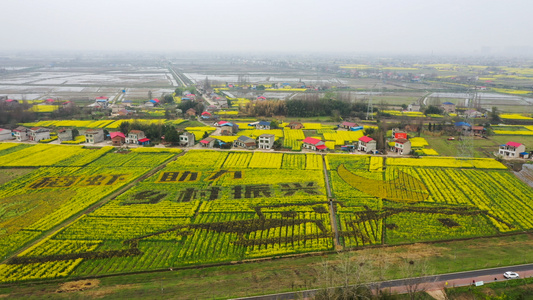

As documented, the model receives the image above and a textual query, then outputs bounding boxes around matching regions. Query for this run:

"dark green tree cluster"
[175,86,197,96]
[177,100,205,115]
[285,98,353,118]
[424,105,443,115]
[119,120,180,144]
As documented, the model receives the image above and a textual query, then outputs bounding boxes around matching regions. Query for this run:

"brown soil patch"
[83,284,137,298]
[56,279,100,293]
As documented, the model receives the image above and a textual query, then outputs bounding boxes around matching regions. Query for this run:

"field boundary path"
[0,152,184,265]
[321,154,340,248]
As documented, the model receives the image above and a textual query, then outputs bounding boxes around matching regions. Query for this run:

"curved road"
[232,263,533,300]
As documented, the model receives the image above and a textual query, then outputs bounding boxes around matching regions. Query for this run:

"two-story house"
[29,127,51,142]
[179,132,195,147]
[57,128,73,142]
[0,128,13,141]
[499,142,526,157]
[126,130,146,144]
[392,138,411,155]
[258,134,275,149]
[85,129,105,144]
[12,126,30,141]
[357,136,377,153]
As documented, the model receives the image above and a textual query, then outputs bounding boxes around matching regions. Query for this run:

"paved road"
[232,263,533,300]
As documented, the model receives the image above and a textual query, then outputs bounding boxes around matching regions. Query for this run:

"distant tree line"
[240,95,372,118]
[0,102,37,126]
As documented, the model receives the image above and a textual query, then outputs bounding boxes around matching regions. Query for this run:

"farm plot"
[0,151,333,282]
[0,146,181,282]
[326,154,533,248]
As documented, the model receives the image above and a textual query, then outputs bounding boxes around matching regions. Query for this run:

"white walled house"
[0,128,13,141]
[499,142,526,157]
[85,129,105,144]
[57,128,73,142]
[126,130,146,144]
[392,138,411,155]
[258,134,275,149]
[357,136,377,153]
[179,132,195,147]
[13,126,30,141]
[29,127,51,142]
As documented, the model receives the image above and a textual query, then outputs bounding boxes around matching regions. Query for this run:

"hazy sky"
[2,0,532,55]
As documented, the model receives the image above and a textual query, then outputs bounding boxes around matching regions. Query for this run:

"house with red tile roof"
[302,137,326,151]
[499,142,525,157]
[340,121,358,129]
[110,132,126,146]
[357,136,376,152]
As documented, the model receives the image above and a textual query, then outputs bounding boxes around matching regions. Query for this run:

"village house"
[472,126,485,136]
[464,109,484,118]
[57,128,73,142]
[0,128,13,141]
[12,126,30,141]
[179,132,195,147]
[499,142,526,158]
[302,137,327,151]
[91,96,109,109]
[220,123,239,135]
[126,130,146,144]
[234,136,257,149]
[199,137,216,148]
[455,122,472,135]
[201,111,215,120]
[110,132,126,146]
[116,109,132,117]
[85,129,104,144]
[441,102,456,114]
[255,121,271,130]
[29,127,51,142]
[407,103,420,112]
[391,128,408,139]
[357,136,377,153]
[286,122,304,130]
[186,108,196,117]
[258,134,275,150]
[391,138,411,155]
[340,121,357,129]
[111,104,126,114]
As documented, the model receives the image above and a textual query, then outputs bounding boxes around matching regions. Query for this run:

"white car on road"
[503,271,519,279]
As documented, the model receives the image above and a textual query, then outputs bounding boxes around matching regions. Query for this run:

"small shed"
[519,152,530,159]
[138,138,150,146]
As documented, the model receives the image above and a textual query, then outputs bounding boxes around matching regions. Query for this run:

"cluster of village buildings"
[0,119,528,159]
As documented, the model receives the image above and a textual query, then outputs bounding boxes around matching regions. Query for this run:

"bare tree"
[314,252,373,300]
[400,255,435,300]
